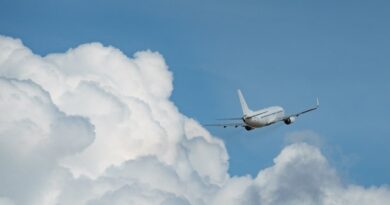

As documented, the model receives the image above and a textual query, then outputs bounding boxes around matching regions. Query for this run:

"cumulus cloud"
[0,35,389,205]
[0,77,95,205]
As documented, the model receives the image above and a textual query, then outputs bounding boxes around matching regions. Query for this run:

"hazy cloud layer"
[0,35,389,205]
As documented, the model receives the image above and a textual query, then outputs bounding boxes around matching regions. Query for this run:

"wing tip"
[316,97,320,107]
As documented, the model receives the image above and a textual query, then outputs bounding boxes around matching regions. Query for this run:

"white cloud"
[0,35,389,205]
[284,130,323,147]
[0,77,94,205]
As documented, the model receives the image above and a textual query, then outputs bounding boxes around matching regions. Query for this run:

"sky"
[0,0,390,203]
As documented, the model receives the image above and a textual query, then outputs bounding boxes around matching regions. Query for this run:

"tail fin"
[238,89,251,115]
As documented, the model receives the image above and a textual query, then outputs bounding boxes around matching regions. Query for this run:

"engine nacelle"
[244,126,254,131]
[283,116,296,125]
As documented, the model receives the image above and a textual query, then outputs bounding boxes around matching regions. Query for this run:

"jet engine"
[244,126,254,131]
[283,116,296,125]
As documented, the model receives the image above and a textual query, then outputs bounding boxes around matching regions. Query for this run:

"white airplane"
[207,90,319,131]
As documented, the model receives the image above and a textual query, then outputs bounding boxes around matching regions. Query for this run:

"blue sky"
[1,0,389,186]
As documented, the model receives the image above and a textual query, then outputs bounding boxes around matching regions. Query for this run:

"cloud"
[0,35,389,205]
[284,130,323,147]
[0,77,94,205]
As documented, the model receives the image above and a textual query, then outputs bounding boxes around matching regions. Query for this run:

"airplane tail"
[237,89,251,116]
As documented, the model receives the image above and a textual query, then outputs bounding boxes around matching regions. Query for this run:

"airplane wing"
[216,117,242,120]
[281,98,319,121]
[204,122,245,128]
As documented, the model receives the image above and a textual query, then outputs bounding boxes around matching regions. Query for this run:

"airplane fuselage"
[205,90,318,131]
[243,106,285,128]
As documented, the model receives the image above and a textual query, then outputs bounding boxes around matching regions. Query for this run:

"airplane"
[206,90,319,131]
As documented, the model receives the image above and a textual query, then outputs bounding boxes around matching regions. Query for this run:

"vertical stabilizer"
[238,89,251,115]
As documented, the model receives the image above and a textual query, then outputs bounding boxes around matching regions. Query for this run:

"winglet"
[316,97,320,107]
